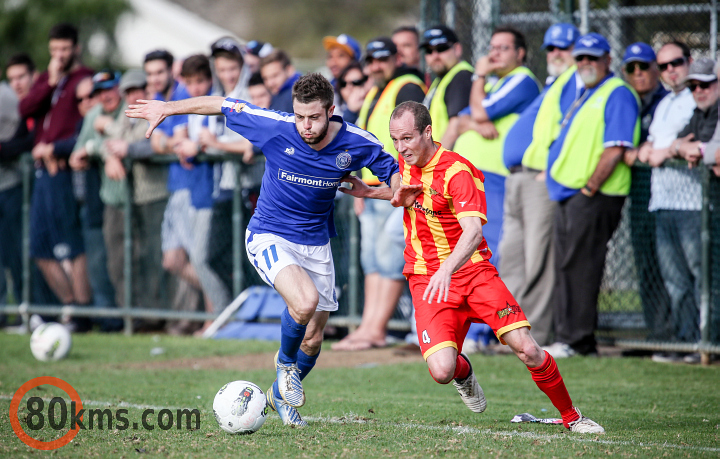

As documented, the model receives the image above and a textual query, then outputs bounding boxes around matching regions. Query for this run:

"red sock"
[527,351,579,428]
[428,354,471,384]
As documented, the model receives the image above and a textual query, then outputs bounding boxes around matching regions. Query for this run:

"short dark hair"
[49,23,78,45]
[6,53,35,74]
[292,73,334,110]
[492,25,527,53]
[391,101,432,134]
[213,49,244,67]
[260,49,292,70]
[248,71,264,87]
[181,54,212,80]
[662,40,691,60]
[144,49,174,69]
[392,26,419,39]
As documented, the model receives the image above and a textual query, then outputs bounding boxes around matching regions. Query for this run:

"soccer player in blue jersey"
[127,73,417,426]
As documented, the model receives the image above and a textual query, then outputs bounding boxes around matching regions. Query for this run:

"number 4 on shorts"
[422,330,431,344]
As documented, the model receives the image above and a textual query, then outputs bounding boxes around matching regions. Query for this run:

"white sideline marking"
[3,395,717,453]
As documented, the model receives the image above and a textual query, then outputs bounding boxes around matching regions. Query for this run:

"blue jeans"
[655,210,701,342]
[0,185,23,305]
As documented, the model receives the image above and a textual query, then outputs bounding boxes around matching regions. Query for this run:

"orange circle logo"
[9,376,83,450]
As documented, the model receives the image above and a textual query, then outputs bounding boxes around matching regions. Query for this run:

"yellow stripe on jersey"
[442,160,476,196]
[456,210,484,220]
[422,166,451,263]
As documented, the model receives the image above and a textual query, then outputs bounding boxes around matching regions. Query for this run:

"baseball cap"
[364,37,397,62]
[686,58,718,83]
[91,70,121,95]
[623,42,656,64]
[244,40,274,58]
[571,33,611,58]
[542,23,580,49]
[323,34,361,60]
[211,36,242,58]
[119,69,146,95]
[420,25,459,50]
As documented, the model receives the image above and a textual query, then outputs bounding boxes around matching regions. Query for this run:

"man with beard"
[540,33,640,358]
[420,25,474,149]
[19,23,94,323]
[126,73,406,426]
[493,23,579,349]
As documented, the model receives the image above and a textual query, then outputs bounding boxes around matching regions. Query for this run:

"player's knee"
[427,359,455,384]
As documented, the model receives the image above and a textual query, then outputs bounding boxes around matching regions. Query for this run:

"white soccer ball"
[213,381,268,434]
[30,323,72,362]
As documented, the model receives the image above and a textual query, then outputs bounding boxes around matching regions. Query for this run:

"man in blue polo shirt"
[542,33,640,358]
[126,73,406,426]
[496,23,579,348]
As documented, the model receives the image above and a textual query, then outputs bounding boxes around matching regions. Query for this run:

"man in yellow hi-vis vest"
[332,37,425,351]
[497,23,579,348]
[420,25,473,149]
[541,33,640,359]
[451,27,541,351]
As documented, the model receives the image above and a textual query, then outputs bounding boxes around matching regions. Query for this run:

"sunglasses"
[76,94,93,103]
[658,57,686,72]
[546,45,570,52]
[339,75,368,88]
[423,43,452,54]
[625,61,651,74]
[574,54,599,63]
[688,81,716,92]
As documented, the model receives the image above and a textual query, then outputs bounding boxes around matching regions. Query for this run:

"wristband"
[581,185,596,197]
[471,73,486,82]
[699,142,706,157]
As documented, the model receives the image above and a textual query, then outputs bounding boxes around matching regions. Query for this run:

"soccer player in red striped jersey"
[341,101,604,434]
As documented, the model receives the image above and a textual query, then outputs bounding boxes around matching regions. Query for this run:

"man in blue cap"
[621,42,670,346]
[540,33,640,358]
[493,23,579,350]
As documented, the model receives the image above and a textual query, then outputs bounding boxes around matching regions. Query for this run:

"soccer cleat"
[267,385,307,427]
[567,408,605,434]
[452,353,487,413]
[275,351,305,407]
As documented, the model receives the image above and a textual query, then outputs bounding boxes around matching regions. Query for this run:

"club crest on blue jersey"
[285,147,295,155]
[336,151,352,169]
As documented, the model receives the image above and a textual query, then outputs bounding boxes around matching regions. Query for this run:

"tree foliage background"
[0,0,130,72]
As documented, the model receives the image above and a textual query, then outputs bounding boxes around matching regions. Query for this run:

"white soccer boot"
[567,408,605,434]
[452,353,487,413]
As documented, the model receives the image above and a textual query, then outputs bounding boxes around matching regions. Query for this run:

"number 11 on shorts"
[262,245,279,269]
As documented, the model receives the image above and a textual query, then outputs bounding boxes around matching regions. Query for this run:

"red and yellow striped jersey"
[400,143,492,276]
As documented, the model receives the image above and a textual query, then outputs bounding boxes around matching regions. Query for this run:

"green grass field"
[1,332,719,458]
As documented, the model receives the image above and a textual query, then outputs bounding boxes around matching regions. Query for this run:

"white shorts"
[245,230,338,312]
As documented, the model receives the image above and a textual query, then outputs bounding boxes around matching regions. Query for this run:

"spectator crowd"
[0,21,717,363]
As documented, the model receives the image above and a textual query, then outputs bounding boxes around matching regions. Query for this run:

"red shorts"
[408,264,530,360]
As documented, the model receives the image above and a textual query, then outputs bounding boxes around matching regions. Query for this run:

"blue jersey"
[546,72,638,201]
[457,72,540,121]
[221,99,400,246]
[154,81,191,192]
[502,89,546,169]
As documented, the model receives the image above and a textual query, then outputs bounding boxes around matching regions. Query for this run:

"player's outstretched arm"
[126,96,226,139]
[339,175,393,200]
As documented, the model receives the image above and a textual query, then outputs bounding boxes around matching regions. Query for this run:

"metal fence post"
[700,167,711,365]
[712,0,718,59]
[21,155,32,320]
[123,158,134,336]
[578,0,589,34]
[232,160,244,297]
